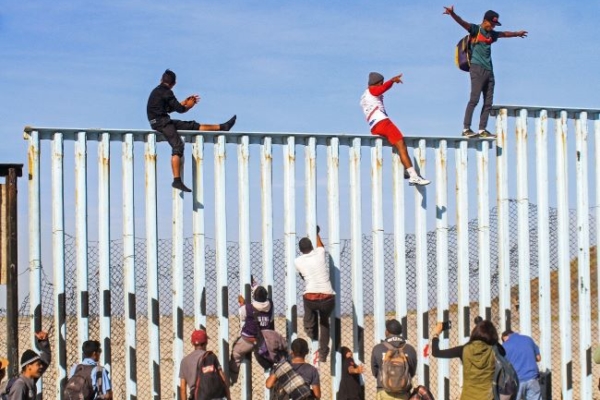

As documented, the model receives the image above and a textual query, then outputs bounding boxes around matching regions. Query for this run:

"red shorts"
[371,119,403,145]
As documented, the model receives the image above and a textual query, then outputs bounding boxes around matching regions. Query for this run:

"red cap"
[191,329,208,345]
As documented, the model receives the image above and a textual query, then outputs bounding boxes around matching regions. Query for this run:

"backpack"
[192,351,227,400]
[254,329,288,370]
[492,345,519,400]
[455,34,472,71]
[380,342,411,394]
[64,364,104,400]
[0,376,21,400]
[270,361,313,400]
[409,385,435,400]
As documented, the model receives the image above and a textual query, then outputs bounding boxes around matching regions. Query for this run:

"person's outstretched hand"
[391,74,403,84]
[443,5,454,15]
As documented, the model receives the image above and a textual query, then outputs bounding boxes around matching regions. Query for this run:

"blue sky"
[2,0,599,146]
[1,1,600,296]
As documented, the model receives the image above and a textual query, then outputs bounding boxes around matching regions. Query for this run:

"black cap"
[484,10,501,26]
[385,319,402,335]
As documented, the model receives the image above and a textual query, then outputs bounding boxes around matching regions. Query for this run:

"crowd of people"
[0,6,537,399]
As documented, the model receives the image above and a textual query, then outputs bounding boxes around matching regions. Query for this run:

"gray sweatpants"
[463,64,495,131]
[228,336,255,383]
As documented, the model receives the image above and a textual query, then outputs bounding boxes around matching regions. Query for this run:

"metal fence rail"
[14,107,600,399]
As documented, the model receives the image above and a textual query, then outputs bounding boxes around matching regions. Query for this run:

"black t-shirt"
[146,83,187,121]
[337,357,364,400]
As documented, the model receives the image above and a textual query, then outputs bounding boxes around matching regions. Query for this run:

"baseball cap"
[368,72,384,86]
[484,10,501,26]
[191,329,208,345]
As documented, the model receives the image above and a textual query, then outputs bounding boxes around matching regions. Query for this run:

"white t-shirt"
[360,88,389,128]
[294,247,335,295]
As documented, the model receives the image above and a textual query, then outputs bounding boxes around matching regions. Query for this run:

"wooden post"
[0,164,23,378]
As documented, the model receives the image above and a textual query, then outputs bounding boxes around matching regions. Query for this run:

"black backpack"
[193,351,227,400]
[409,385,435,400]
[0,376,21,400]
[492,345,519,400]
[64,364,104,400]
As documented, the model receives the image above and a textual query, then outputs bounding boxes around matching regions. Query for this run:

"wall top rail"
[491,104,600,117]
[23,126,495,147]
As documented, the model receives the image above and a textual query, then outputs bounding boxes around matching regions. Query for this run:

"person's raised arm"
[498,30,528,38]
[316,225,324,248]
[443,5,471,31]
[35,331,51,367]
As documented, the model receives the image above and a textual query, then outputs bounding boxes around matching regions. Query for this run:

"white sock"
[406,167,418,178]
[478,129,486,133]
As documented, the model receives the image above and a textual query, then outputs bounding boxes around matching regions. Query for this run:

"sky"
[1,1,600,298]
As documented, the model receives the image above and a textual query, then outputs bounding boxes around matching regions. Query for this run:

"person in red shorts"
[360,72,430,186]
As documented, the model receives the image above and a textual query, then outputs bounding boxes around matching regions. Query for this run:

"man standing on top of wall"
[443,6,527,138]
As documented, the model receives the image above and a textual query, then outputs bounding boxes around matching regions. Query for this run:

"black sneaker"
[478,129,497,138]
[462,128,479,138]
[172,180,192,192]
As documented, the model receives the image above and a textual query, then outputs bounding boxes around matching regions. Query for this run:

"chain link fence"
[1,200,598,399]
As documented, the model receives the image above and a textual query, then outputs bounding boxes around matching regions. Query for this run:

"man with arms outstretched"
[443,6,527,138]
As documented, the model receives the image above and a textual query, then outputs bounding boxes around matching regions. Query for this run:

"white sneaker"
[408,176,431,186]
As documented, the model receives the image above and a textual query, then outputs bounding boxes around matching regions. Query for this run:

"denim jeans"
[463,64,495,131]
[517,378,542,400]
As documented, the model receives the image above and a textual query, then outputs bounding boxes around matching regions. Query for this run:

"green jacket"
[593,345,600,364]
[461,340,496,400]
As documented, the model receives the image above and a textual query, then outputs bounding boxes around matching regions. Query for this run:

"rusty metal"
[495,109,511,331]
[0,164,23,379]
[434,139,450,398]
[575,112,592,398]
[414,139,429,383]
[283,135,297,343]
[371,138,385,341]
[556,110,572,400]
[144,133,161,400]
[535,110,551,374]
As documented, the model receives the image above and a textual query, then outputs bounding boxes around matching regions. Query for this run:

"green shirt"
[469,24,500,72]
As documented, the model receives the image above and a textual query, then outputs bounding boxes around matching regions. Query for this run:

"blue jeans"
[517,378,542,400]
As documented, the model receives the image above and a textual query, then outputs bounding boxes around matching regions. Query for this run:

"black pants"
[151,119,200,157]
[303,296,335,361]
[463,65,495,131]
